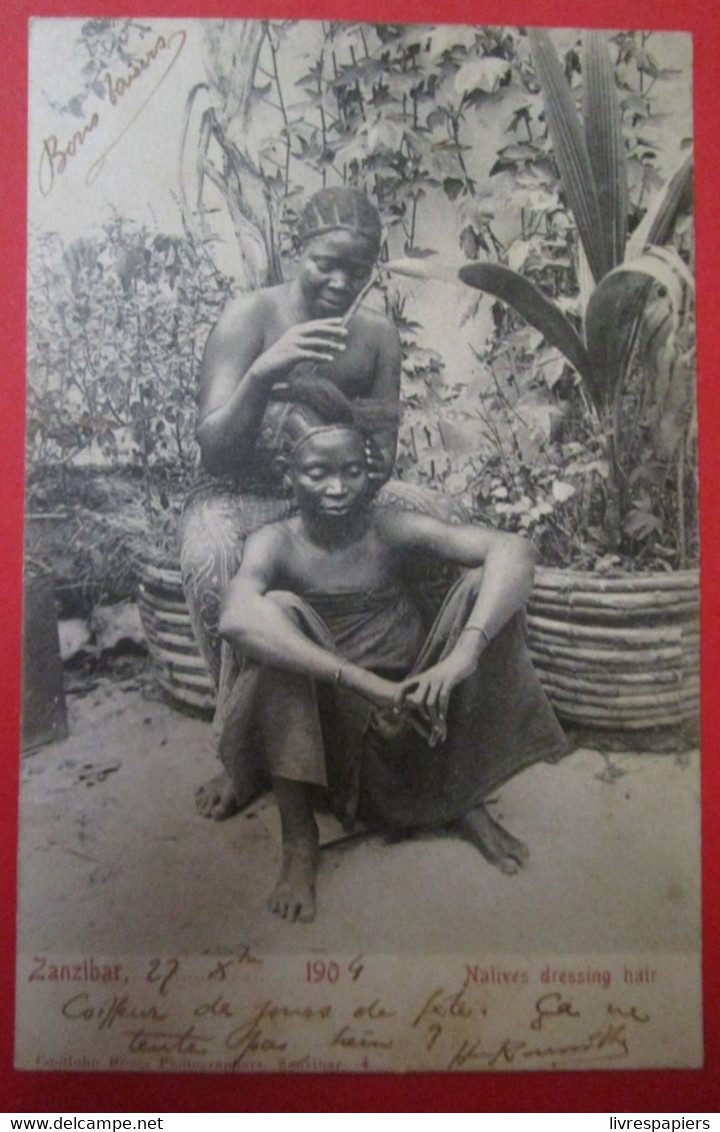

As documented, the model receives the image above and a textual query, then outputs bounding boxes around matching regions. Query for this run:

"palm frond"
[458,261,594,390]
[583,30,628,271]
[585,247,692,411]
[528,28,607,284]
[626,151,694,260]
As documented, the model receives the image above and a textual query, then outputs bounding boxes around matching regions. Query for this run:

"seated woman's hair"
[279,376,399,458]
[297,187,382,253]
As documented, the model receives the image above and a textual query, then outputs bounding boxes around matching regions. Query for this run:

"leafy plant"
[31,21,694,589]
[180,22,530,272]
[179,20,532,475]
[461,30,694,565]
[390,29,695,569]
[28,218,231,473]
[26,217,234,593]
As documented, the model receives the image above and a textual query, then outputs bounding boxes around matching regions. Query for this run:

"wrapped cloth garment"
[179,454,470,742]
[216,569,569,832]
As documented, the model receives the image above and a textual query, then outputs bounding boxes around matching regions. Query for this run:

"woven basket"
[527,566,699,732]
[138,560,700,732]
[138,564,215,711]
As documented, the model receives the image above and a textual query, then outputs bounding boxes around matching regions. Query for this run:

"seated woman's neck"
[301,502,371,549]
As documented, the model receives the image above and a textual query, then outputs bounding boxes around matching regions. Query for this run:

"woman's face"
[297,231,377,317]
[290,429,369,520]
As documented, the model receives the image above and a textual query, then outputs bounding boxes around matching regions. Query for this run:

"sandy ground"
[16,660,700,958]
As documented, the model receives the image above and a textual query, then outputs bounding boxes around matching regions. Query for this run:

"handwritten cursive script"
[530,992,581,1031]
[38,29,186,197]
[447,1022,630,1071]
[25,949,691,1073]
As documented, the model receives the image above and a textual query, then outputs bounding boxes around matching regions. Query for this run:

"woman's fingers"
[300,321,348,341]
[424,686,445,746]
[401,678,425,709]
[401,671,453,747]
[438,683,451,721]
[290,350,345,366]
[295,336,347,352]
[403,673,443,711]
[404,680,436,715]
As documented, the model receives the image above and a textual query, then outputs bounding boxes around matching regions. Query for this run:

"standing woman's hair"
[297,187,382,253]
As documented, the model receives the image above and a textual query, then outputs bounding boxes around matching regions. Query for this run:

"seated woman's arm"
[381,512,538,743]
[387,511,536,635]
[219,527,402,709]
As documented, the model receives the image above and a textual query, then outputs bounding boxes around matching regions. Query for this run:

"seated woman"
[216,379,568,923]
[181,186,466,812]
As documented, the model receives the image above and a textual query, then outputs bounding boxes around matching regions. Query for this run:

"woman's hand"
[251,318,348,385]
[400,647,478,747]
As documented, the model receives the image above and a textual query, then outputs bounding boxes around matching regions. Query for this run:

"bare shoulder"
[355,303,398,337]
[211,286,287,344]
[241,519,292,570]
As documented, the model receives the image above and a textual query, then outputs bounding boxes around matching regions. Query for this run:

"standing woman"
[180,186,465,816]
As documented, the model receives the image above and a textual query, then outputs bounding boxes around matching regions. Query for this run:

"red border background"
[2,0,719,1112]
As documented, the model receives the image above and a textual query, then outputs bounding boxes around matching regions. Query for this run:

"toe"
[514,840,530,863]
[498,855,520,876]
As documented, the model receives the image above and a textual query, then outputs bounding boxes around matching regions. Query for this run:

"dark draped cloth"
[216,569,569,832]
[179,464,471,738]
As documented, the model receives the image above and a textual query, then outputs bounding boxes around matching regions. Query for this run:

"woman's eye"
[345,464,364,476]
[305,468,326,480]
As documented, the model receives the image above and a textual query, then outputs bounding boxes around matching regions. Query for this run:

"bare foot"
[267,831,319,924]
[457,804,530,875]
[195,772,239,821]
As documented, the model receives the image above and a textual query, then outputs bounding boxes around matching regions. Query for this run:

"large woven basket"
[138,564,215,711]
[138,560,700,732]
[526,566,699,733]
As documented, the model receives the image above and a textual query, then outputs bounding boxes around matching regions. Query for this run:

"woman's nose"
[328,268,350,289]
[325,475,347,495]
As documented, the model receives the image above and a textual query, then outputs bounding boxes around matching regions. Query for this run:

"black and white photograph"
[16,17,701,1073]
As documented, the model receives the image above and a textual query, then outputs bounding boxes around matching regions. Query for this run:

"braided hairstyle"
[297,187,382,253]
[278,376,399,478]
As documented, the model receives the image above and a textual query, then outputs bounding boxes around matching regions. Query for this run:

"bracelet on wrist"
[462,626,491,649]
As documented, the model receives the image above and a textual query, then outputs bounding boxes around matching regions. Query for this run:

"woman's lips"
[318,294,350,312]
[320,503,352,514]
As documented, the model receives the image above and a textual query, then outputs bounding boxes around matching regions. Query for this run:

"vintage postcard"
[16,17,700,1074]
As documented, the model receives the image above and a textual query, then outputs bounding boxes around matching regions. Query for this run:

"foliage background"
[25,19,694,610]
